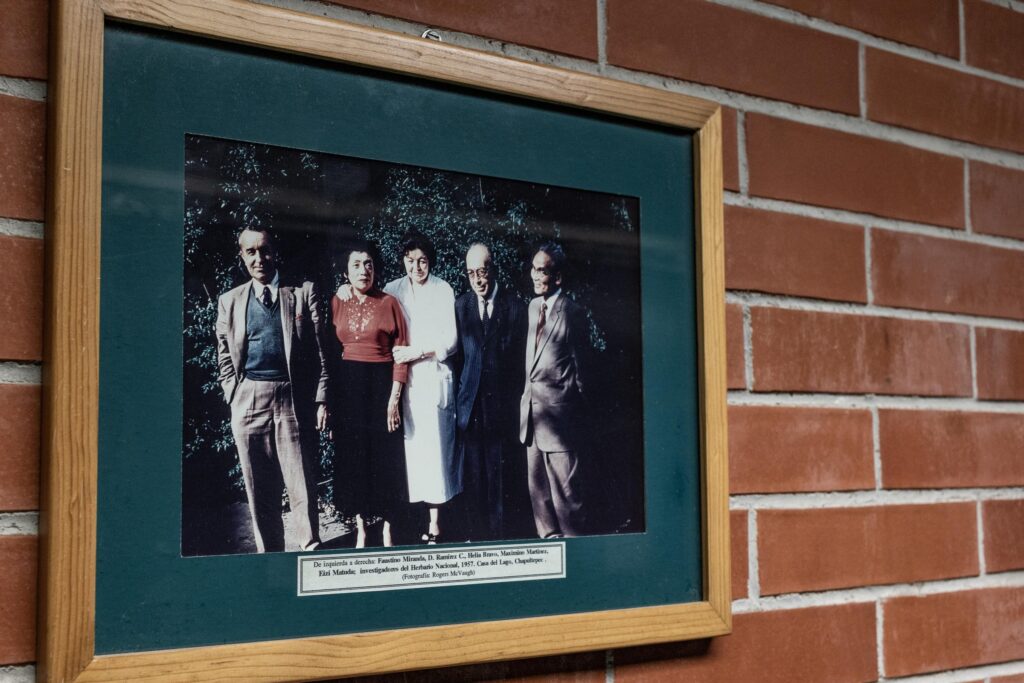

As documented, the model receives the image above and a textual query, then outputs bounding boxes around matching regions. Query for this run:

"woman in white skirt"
[384,231,460,543]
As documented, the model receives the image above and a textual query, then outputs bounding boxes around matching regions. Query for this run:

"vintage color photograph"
[181,134,645,556]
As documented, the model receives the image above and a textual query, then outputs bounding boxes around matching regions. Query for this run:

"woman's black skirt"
[331,359,408,519]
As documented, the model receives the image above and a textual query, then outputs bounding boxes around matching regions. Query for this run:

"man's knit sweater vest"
[244,286,288,381]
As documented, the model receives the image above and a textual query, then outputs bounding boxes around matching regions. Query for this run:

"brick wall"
[2,0,1022,681]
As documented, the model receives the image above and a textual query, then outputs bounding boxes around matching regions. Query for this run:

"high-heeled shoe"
[421,521,440,545]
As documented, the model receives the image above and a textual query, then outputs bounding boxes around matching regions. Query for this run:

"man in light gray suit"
[519,242,588,538]
[215,227,329,553]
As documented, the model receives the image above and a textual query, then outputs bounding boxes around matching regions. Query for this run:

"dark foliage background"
[182,134,645,553]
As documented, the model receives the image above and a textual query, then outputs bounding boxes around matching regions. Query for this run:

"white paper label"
[297,542,566,596]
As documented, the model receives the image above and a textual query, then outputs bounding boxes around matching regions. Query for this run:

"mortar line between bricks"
[977,499,988,576]
[0,363,42,384]
[257,0,1024,170]
[0,75,46,102]
[726,290,1024,333]
[876,600,886,679]
[870,405,882,490]
[0,512,39,536]
[959,0,968,64]
[708,0,1024,90]
[731,569,1024,613]
[858,43,867,119]
[725,193,1024,251]
[964,159,974,233]
[970,326,980,398]
[876,659,1024,683]
[737,111,750,195]
[0,218,44,240]
[864,226,874,305]
[604,649,614,683]
[596,0,607,72]
[742,304,754,390]
[730,489,1024,510]
[728,390,1024,413]
[0,665,36,683]
[748,509,761,599]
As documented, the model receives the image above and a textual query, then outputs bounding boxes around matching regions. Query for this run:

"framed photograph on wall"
[41,0,729,680]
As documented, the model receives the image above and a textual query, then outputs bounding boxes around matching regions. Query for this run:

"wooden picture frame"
[41,0,729,680]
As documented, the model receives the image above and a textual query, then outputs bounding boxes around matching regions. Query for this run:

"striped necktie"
[534,301,547,353]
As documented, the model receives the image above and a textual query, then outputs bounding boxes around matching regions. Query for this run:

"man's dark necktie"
[261,286,273,308]
[534,301,547,354]
[480,297,490,336]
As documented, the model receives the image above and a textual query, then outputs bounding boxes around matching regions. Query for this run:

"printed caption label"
[297,542,566,595]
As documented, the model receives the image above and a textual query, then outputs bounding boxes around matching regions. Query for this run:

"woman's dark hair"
[339,239,380,284]
[399,230,436,268]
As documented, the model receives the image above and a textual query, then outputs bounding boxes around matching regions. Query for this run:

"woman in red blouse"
[330,241,409,548]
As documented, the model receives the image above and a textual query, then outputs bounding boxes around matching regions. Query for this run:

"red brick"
[880,410,1024,489]
[976,327,1024,401]
[725,206,866,303]
[0,535,36,664]
[866,48,1024,155]
[965,0,1024,81]
[0,384,40,511]
[872,230,1024,320]
[615,603,876,682]
[759,504,979,595]
[751,308,972,396]
[747,115,964,229]
[354,652,607,682]
[722,106,740,193]
[764,0,959,56]
[971,162,1024,240]
[726,304,745,389]
[0,94,45,221]
[884,587,1024,676]
[0,236,43,361]
[984,499,1024,574]
[0,0,47,80]
[993,675,1024,683]
[730,509,748,600]
[460,656,605,683]
[606,0,859,114]
[326,1,597,60]
[728,406,874,493]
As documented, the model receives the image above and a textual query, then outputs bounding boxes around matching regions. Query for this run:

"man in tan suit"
[519,242,588,538]
[215,227,329,553]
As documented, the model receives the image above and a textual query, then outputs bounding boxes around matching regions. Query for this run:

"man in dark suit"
[454,243,528,540]
[215,227,329,553]
[519,242,588,538]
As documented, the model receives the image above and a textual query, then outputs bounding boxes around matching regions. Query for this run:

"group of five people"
[215,227,589,553]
